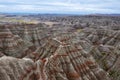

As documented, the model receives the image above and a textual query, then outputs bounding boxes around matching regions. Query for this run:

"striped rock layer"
[77,28,120,80]
[0,27,34,58]
[0,25,119,80]
[24,35,110,80]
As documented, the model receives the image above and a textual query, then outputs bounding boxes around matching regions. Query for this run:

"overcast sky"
[0,0,120,14]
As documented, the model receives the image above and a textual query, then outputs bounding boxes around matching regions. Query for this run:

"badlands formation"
[0,15,120,80]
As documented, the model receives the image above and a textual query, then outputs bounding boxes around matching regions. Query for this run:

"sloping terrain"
[0,15,120,80]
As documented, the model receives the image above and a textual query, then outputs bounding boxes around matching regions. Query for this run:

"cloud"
[0,0,120,14]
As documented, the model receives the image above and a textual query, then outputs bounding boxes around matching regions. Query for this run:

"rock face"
[0,15,120,80]
[25,37,110,80]
[0,26,34,58]
[0,40,110,80]
[0,56,34,80]
[0,29,111,80]
[41,44,110,80]
[77,28,120,80]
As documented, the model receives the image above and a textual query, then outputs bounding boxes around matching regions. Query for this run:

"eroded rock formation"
[0,15,120,80]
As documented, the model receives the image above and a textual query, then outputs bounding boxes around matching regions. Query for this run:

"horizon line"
[0,12,120,15]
